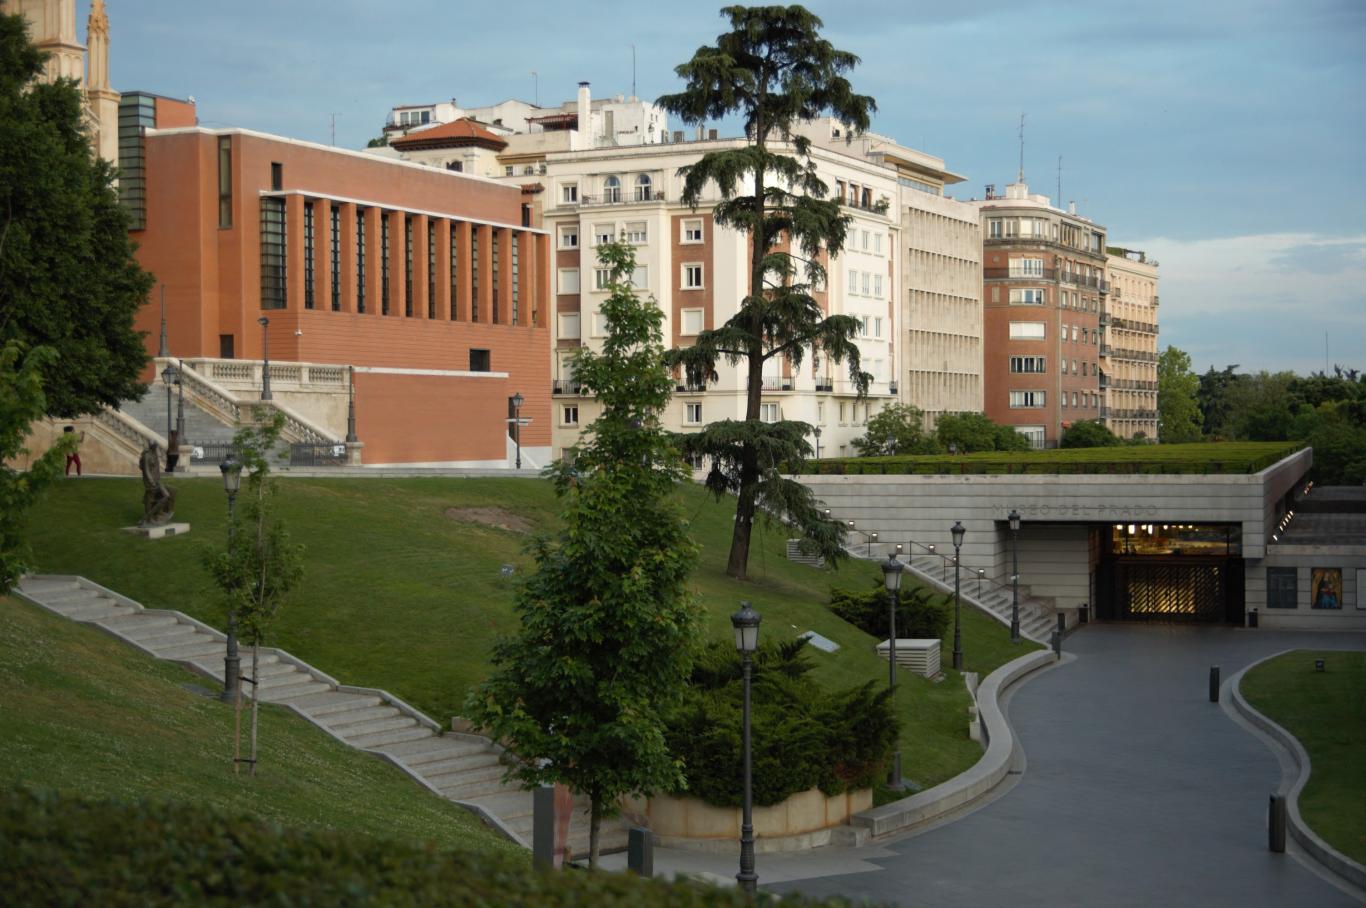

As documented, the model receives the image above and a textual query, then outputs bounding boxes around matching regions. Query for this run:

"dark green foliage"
[852,403,939,457]
[658,5,876,579]
[933,412,1030,453]
[0,786,858,907]
[1157,346,1202,443]
[0,15,153,418]
[829,583,951,640]
[1,343,75,593]
[1060,419,1121,449]
[465,243,702,866]
[668,640,898,807]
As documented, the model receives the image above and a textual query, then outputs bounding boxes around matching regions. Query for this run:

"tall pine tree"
[659,5,876,579]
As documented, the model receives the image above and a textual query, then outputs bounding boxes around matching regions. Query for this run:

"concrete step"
[18,579,81,596]
[248,660,297,680]
[100,612,175,633]
[260,679,333,703]
[293,692,382,716]
[425,755,504,785]
[39,589,110,607]
[467,790,534,822]
[153,638,225,661]
[413,750,501,777]
[349,725,433,749]
[64,602,138,622]
[124,623,200,646]
[257,669,316,691]
[377,736,460,759]
[334,715,416,741]
[401,739,489,767]
[319,705,401,728]
[434,767,512,799]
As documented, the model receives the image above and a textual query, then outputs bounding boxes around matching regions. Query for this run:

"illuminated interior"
[1109,523,1241,556]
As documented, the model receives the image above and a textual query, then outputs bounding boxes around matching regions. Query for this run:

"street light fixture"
[731,601,761,895]
[345,365,359,443]
[951,521,966,670]
[175,359,186,449]
[219,454,243,702]
[868,531,878,558]
[511,392,524,469]
[813,426,822,460]
[161,364,178,472]
[1008,510,1022,644]
[881,553,906,790]
[258,316,272,400]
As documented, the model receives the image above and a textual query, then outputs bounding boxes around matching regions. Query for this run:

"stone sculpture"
[139,441,177,527]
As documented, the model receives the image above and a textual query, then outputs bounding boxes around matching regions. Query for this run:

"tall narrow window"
[450,223,459,320]
[511,233,520,326]
[470,229,480,322]
[490,229,500,324]
[217,136,232,228]
[427,221,436,319]
[259,198,286,310]
[270,162,283,191]
[356,209,366,313]
[381,215,390,316]
[330,204,341,312]
[404,216,413,317]
[303,201,315,310]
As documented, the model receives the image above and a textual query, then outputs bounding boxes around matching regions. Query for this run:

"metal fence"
[288,443,349,467]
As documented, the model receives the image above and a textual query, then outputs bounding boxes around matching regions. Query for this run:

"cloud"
[1126,233,1366,373]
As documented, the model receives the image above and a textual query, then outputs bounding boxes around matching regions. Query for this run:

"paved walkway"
[609,626,1366,905]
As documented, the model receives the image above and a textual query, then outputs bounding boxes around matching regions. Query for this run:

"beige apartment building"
[1102,249,1160,439]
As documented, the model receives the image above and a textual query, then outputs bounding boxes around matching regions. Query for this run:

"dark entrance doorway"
[1094,523,1245,624]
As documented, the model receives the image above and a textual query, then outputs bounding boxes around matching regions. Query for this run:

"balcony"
[984,267,1057,281]
[1098,312,1111,326]
[814,381,833,392]
[1098,372,1110,388]
[571,190,668,209]
[552,379,583,396]
[1099,280,1111,294]
[759,376,793,391]
[1100,344,1112,357]
[675,382,707,394]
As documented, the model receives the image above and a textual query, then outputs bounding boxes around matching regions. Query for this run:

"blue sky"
[89,0,1365,375]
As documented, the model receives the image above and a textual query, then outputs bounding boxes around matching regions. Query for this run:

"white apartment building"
[541,135,901,459]
[1102,249,1160,439]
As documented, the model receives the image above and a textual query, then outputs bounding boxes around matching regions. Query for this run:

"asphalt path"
[770,624,1366,907]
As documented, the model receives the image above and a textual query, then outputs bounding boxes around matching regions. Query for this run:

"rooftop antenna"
[531,71,538,107]
[329,112,341,146]
[1017,113,1026,183]
[631,44,637,98]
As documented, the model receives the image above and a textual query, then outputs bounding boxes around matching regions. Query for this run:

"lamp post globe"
[951,521,965,670]
[730,601,761,893]
[257,316,272,400]
[218,453,243,702]
[161,365,178,472]
[511,392,524,469]
[880,553,905,789]
[1008,510,1022,644]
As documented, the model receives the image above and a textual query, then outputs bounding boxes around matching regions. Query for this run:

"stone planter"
[631,787,873,853]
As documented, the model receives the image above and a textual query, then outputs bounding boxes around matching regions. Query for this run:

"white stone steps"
[256,669,316,691]
[66,603,138,622]
[153,638,226,661]
[348,725,433,749]
[259,679,332,703]
[317,705,399,728]
[334,715,416,740]
[100,612,178,633]
[376,736,458,759]
[439,773,519,800]
[40,589,111,607]
[427,758,505,788]
[413,750,502,777]
[18,579,80,596]
[468,790,535,822]
[293,692,383,715]
[123,623,200,646]
[400,740,489,767]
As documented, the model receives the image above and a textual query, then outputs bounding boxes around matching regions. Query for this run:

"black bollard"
[1051,629,1062,658]
[1248,608,1259,629]
[1209,666,1221,703]
[627,827,654,877]
[1057,612,1067,636]
[1269,794,1286,853]
[532,785,556,869]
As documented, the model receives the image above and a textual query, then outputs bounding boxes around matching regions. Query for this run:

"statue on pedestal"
[139,441,176,527]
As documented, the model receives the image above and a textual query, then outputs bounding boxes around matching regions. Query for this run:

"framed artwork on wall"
[1311,567,1342,610]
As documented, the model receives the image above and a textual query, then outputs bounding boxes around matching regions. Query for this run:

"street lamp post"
[161,364,178,472]
[345,365,359,443]
[219,454,243,702]
[258,316,272,400]
[813,426,822,460]
[731,602,761,894]
[175,360,186,447]
[511,392,524,469]
[868,531,878,558]
[881,553,906,790]
[951,521,965,670]
[158,284,169,357]
[1008,510,1022,644]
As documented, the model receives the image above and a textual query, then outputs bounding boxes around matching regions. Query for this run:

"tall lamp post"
[161,364,178,472]
[1008,509,1022,644]
[219,454,243,702]
[951,520,965,670]
[813,426,822,460]
[175,360,186,447]
[511,392,524,469]
[881,553,906,790]
[258,316,272,400]
[345,365,359,443]
[731,602,761,894]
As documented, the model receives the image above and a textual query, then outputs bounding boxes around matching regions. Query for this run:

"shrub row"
[667,641,899,808]
[0,786,861,907]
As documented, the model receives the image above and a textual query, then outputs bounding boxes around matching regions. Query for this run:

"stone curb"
[1227,653,1366,891]
[850,647,1057,838]
[11,574,525,849]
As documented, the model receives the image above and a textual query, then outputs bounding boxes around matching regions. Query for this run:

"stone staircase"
[116,389,238,450]
[12,575,629,857]
[785,538,825,567]
[902,552,1057,644]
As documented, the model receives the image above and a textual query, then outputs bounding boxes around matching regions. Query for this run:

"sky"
[86,0,1366,375]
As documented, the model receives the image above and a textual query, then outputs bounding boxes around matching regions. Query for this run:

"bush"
[829,583,951,640]
[667,641,898,807]
[1060,419,1121,448]
[0,786,856,907]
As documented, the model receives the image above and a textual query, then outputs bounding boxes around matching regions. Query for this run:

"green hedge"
[667,641,898,808]
[799,441,1306,476]
[0,786,862,907]
[829,583,951,640]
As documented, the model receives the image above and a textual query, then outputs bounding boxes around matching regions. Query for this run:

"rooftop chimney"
[1068,200,1077,215]
[577,82,591,147]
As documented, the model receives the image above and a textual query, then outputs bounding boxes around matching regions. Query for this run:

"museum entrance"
[1094,523,1245,624]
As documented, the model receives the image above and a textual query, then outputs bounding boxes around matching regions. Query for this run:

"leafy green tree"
[852,403,939,457]
[1157,346,1202,443]
[465,243,702,868]
[1,343,76,593]
[1196,364,1246,439]
[934,412,1029,453]
[658,5,875,579]
[0,14,153,417]
[1060,419,1121,448]
[203,412,304,776]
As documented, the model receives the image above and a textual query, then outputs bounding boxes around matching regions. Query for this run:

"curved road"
[771,625,1366,907]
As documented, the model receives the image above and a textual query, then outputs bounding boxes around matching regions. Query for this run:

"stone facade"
[1102,249,1160,440]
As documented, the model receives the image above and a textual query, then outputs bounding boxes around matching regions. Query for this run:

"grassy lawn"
[0,593,523,858]
[804,441,1304,475]
[1240,650,1366,865]
[26,476,1038,792]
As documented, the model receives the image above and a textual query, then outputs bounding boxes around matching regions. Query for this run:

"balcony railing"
[572,191,667,208]
[984,267,1057,281]
[758,376,793,391]
[552,379,582,396]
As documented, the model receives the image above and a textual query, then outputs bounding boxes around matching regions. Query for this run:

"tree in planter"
[464,242,702,868]
[203,412,303,776]
[658,4,876,579]
[852,403,939,457]
[0,14,154,418]
[1,343,77,594]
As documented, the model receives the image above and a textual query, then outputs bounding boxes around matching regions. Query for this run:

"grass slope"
[27,476,1037,791]
[1240,650,1366,865]
[0,594,522,857]
[806,441,1303,475]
